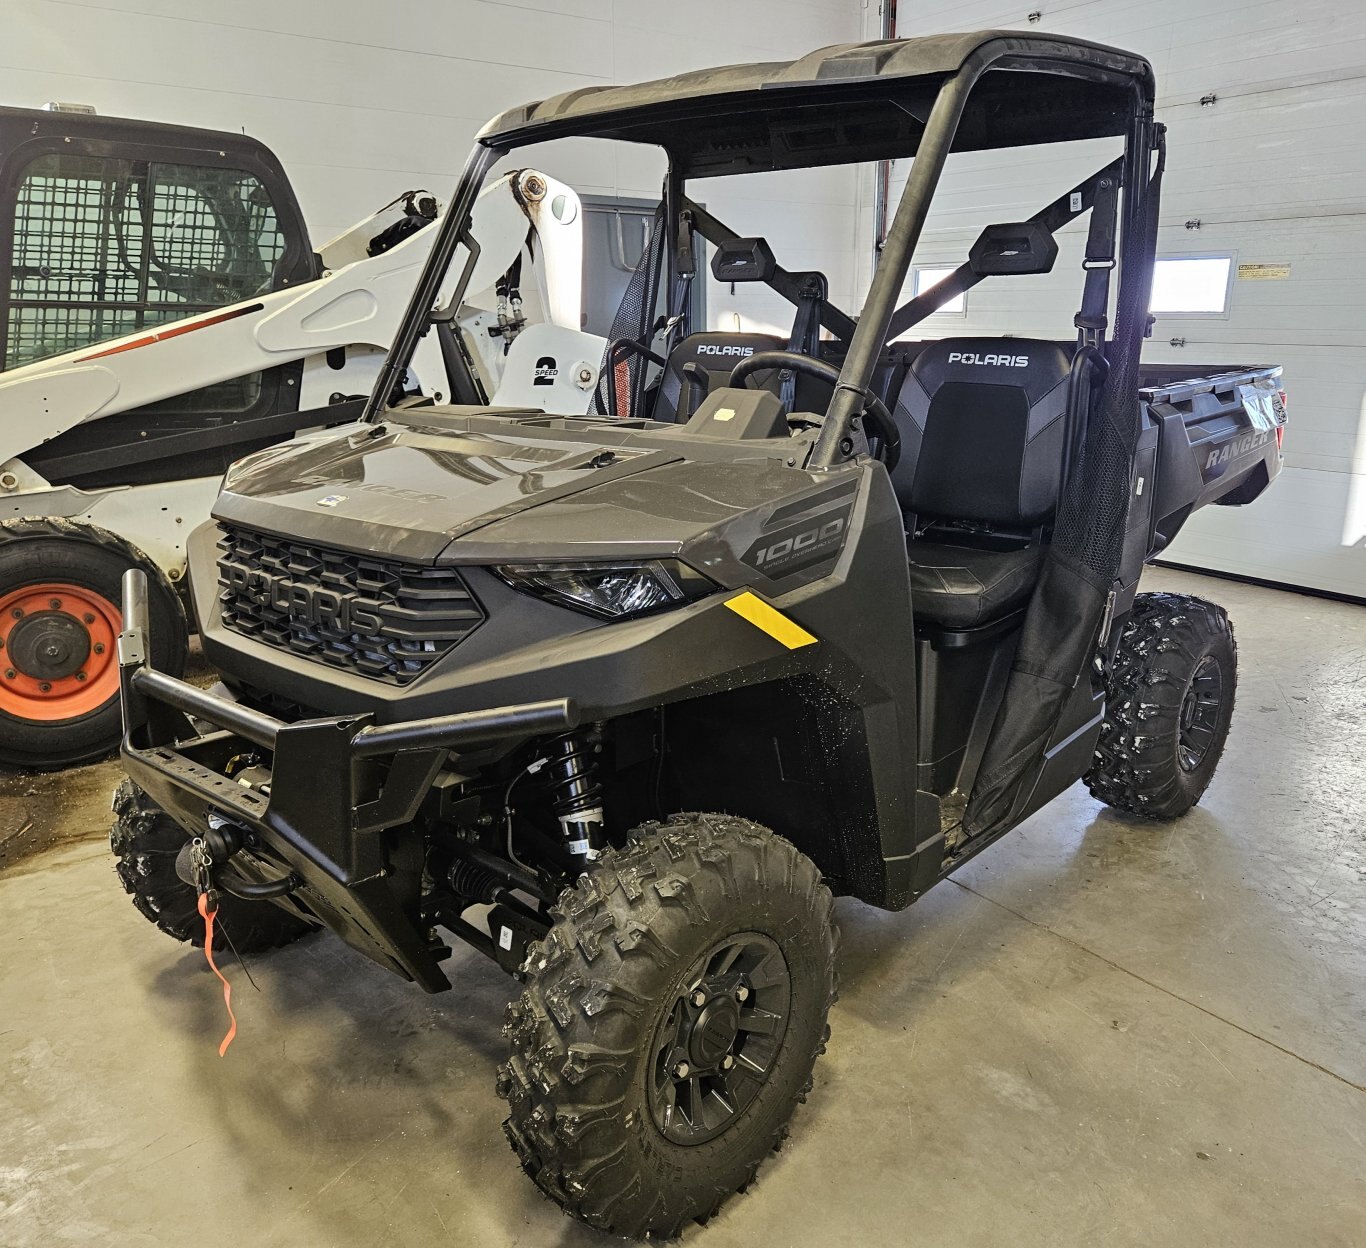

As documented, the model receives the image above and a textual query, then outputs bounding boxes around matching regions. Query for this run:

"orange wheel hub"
[0,582,121,722]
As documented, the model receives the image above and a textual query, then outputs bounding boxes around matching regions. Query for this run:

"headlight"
[492,559,714,620]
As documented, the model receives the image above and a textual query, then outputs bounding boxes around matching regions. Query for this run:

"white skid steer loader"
[0,105,591,767]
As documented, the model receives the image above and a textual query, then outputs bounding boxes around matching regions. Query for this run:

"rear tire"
[0,519,187,770]
[110,779,313,954]
[1085,592,1237,819]
[498,813,836,1239]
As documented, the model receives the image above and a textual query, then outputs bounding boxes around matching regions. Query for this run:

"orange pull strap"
[198,892,238,1056]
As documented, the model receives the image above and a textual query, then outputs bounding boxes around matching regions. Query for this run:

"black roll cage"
[363,36,1160,470]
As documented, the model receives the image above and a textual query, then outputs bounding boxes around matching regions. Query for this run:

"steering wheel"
[728,350,901,471]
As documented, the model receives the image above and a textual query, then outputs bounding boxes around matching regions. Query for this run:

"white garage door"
[874,0,1366,598]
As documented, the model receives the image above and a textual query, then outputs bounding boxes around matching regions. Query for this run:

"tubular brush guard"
[116,568,577,990]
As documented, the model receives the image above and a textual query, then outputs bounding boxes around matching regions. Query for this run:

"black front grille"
[217,526,485,685]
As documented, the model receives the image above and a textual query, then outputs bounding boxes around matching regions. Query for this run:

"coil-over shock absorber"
[547,730,604,862]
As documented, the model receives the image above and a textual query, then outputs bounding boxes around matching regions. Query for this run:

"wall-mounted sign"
[1237,262,1292,280]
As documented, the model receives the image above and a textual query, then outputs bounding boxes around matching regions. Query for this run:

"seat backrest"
[889,337,1072,526]
[651,332,783,423]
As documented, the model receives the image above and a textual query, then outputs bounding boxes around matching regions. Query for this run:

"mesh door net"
[963,148,1164,837]
[594,204,665,418]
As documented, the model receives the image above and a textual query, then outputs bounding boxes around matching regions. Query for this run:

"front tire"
[1085,592,1237,819]
[111,779,313,954]
[0,518,187,770]
[498,813,836,1239]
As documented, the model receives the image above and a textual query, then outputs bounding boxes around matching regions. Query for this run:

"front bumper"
[117,569,576,990]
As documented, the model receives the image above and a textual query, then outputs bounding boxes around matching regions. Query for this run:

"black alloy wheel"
[647,931,792,1145]
[1178,653,1225,772]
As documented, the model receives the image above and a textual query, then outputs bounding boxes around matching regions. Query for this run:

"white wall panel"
[859,0,1366,597]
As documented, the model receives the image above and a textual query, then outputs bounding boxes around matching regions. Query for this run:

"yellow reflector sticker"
[724,592,818,650]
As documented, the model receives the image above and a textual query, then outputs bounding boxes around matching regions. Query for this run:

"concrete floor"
[1,568,1363,1247]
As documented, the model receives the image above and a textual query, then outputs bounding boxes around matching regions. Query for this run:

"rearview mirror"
[968,221,1058,276]
[711,237,777,284]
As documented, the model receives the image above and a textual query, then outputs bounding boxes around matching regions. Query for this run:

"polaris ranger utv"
[112,30,1285,1239]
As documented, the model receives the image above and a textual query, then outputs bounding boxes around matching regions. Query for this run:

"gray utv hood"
[212,423,678,562]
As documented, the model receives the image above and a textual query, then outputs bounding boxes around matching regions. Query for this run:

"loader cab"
[0,107,329,491]
[0,106,313,371]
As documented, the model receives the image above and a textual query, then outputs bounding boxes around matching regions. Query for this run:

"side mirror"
[968,221,1058,276]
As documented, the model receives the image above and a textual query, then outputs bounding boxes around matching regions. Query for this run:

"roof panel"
[480,30,1154,149]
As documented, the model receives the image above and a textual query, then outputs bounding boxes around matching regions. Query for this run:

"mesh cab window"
[146,162,284,307]
[5,152,286,376]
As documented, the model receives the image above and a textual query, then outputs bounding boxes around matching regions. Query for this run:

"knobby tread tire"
[110,779,313,954]
[0,517,188,769]
[497,813,837,1240]
[1085,592,1237,820]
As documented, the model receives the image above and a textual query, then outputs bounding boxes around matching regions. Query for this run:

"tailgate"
[1142,364,1285,516]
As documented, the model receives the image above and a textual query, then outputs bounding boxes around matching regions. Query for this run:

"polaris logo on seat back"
[947,351,1029,367]
[695,344,755,358]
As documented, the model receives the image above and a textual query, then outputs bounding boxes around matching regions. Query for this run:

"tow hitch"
[117,567,578,991]
[172,815,302,902]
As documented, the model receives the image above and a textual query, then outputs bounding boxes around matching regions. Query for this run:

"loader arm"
[0,170,584,466]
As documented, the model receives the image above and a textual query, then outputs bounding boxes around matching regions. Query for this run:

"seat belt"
[1074,173,1120,350]
[1061,172,1121,499]
[669,208,696,353]
[780,272,826,412]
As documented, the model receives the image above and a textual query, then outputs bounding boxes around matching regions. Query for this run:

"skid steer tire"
[1085,592,1237,820]
[498,813,836,1240]
[0,518,187,770]
[110,779,313,954]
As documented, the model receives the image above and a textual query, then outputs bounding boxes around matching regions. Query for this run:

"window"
[1150,256,1232,316]
[5,152,286,370]
[911,265,966,315]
